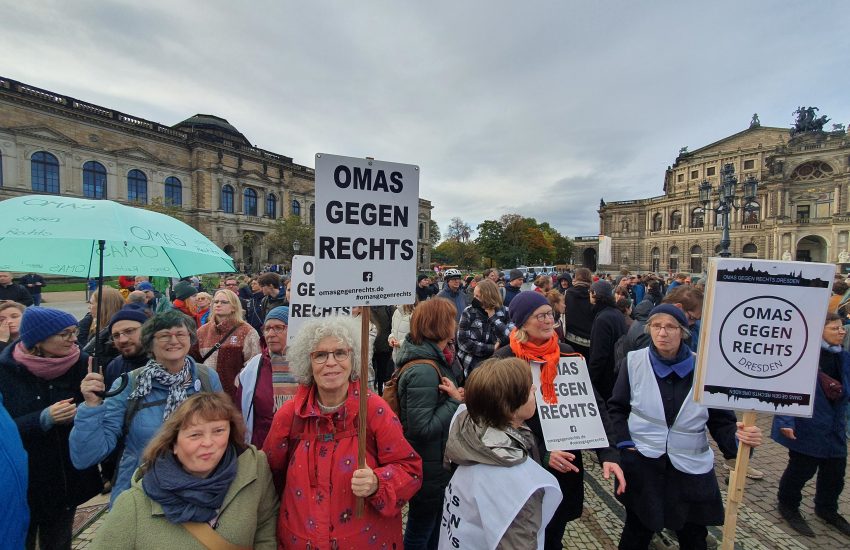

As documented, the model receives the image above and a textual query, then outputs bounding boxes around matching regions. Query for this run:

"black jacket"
[503,284,522,307]
[0,283,33,307]
[564,285,593,339]
[0,342,102,514]
[589,303,628,401]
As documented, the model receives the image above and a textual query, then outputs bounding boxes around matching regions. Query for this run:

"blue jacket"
[0,391,28,549]
[772,349,850,458]
[70,359,222,506]
[437,285,468,322]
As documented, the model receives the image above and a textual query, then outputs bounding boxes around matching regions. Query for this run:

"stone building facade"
[0,76,433,272]
[599,118,850,274]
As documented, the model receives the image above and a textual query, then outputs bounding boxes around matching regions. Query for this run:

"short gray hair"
[288,316,362,386]
[643,312,691,341]
[140,310,198,356]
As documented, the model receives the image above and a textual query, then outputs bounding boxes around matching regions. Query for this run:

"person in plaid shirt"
[456,280,514,376]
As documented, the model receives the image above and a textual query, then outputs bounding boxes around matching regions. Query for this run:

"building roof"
[173,114,250,145]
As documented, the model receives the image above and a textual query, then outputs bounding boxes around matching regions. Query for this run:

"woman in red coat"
[264,316,422,549]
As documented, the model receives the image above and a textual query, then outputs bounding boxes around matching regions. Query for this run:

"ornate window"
[244,187,258,216]
[669,246,680,272]
[651,247,660,272]
[221,184,235,213]
[31,151,60,193]
[266,192,277,219]
[291,199,301,217]
[652,213,662,231]
[309,203,315,225]
[790,161,834,181]
[670,210,682,229]
[164,176,182,206]
[690,246,703,273]
[742,243,758,258]
[83,161,107,199]
[690,207,705,228]
[127,169,148,203]
[743,201,759,224]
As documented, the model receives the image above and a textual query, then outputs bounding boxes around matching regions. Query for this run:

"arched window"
[651,247,660,272]
[291,199,301,217]
[82,161,106,199]
[690,207,705,228]
[127,169,148,204]
[742,243,758,258]
[31,151,60,193]
[221,184,235,213]
[266,192,277,219]
[244,187,258,216]
[669,246,680,272]
[652,213,662,231]
[743,201,759,224]
[309,203,315,225]
[790,161,834,181]
[164,176,182,206]
[690,245,703,273]
[670,210,682,230]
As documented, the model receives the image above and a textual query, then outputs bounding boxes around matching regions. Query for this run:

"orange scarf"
[509,329,561,404]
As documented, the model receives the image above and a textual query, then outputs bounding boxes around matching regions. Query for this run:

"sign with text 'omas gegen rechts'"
[314,154,419,307]
[694,258,833,417]
[287,255,351,345]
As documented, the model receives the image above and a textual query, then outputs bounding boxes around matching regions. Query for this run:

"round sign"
[718,295,808,379]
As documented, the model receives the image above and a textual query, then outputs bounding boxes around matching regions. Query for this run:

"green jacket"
[92,446,279,550]
[396,336,461,507]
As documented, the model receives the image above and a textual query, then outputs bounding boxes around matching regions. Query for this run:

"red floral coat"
[264,382,422,549]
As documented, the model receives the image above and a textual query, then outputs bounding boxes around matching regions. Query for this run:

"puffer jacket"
[264,382,422,548]
[69,359,223,506]
[444,409,544,549]
[0,342,102,515]
[395,336,462,507]
[91,446,279,549]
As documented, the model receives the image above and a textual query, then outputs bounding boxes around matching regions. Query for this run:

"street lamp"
[292,239,301,255]
[699,163,758,258]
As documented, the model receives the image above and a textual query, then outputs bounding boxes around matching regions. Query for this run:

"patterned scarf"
[129,358,192,420]
[263,350,298,412]
[509,329,561,404]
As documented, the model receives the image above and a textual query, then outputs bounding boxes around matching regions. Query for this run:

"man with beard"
[103,308,150,391]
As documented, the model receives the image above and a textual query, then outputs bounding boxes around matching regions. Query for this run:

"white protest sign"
[694,258,833,417]
[531,356,608,450]
[313,153,419,307]
[287,255,351,344]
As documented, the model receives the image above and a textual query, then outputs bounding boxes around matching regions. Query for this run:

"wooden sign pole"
[720,411,757,550]
[355,305,371,517]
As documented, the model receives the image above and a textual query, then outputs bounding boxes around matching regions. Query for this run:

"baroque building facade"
[598,116,850,274]
[0,76,433,272]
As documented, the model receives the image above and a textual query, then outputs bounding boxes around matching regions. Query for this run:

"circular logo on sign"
[718,295,807,379]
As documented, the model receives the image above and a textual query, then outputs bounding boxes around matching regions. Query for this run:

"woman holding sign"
[493,291,624,550]
[608,304,763,550]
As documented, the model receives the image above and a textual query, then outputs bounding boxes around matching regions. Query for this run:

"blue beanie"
[265,306,289,325]
[108,306,149,333]
[508,291,550,328]
[19,307,79,349]
[648,304,688,327]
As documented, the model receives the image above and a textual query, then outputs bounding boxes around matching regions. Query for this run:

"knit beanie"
[172,280,198,301]
[265,306,289,326]
[19,307,79,349]
[108,306,149,333]
[648,304,688,327]
[508,269,525,282]
[508,291,550,328]
[417,274,429,283]
[136,281,154,292]
[590,280,614,298]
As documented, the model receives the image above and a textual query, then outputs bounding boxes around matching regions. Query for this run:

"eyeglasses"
[264,325,288,334]
[154,331,191,343]
[826,325,847,332]
[212,300,231,305]
[532,310,555,322]
[311,348,351,364]
[111,326,140,341]
[649,324,681,333]
[53,328,79,341]
[685,310,701,323]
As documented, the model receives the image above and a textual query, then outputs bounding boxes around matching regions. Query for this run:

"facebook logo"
[362,272,373,282]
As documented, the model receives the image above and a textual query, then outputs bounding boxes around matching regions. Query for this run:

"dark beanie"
[108,306,149,333]
[172,280,197,301]
[417,274,429,283]
[19,307,78,349]
[508,291,549,328]
[648,304,688,327]
[508,269,524,282]
[590,280,613,298]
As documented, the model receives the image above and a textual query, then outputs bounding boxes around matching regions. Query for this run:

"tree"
[141,197,184,222]
[433,240,481,270]
[266,215,315,258]
[475,219,504,267]
[429,219,441,246]
[446,217,472,242]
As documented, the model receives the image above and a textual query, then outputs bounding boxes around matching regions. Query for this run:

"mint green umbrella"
[0,194,236,277]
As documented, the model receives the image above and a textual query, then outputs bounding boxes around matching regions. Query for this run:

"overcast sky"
[2,1,848,238]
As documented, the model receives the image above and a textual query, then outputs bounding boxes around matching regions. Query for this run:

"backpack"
[382,359,442,416]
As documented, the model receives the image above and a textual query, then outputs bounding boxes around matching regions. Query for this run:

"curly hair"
[140,310,198,356]
[287,315,362,386]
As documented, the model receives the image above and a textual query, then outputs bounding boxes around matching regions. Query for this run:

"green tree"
[266,215,315,257]
[475,219,504,267]
[433,240,481,270]
[429,219,441,246]
[141,197,184,222]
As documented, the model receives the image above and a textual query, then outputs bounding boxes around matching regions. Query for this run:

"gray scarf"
[129,358,192,420]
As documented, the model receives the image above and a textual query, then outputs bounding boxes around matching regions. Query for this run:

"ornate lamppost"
[292,240,301,270]
[699,164,758,258]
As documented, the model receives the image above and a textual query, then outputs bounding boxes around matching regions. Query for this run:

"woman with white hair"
[263,316,422,548]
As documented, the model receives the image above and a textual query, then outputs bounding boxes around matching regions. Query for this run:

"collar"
[647,344,694,379]
[821,340,844,353]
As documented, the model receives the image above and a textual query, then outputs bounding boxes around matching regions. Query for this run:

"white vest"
[237,354,262,444]
[626,348,714,474]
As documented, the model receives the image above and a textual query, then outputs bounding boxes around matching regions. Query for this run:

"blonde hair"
[475,279,503,309]
[90,286,125,335]
[212,289,245,324]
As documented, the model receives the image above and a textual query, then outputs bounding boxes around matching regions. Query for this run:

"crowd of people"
[0,266,848,549]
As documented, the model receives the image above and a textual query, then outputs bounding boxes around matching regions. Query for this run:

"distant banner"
[598,235,612,265]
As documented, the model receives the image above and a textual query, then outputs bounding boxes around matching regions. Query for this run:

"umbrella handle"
[96,373,129,398]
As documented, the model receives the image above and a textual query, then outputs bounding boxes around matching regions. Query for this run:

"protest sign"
[694,258,833,417]
[531,355,608,450]
[287,255,351,344]
[313,153,419,307]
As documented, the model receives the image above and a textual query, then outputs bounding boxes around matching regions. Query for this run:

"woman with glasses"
[608,304,763,550]
[70,310,223,506]
[263,315,422,548]
[0,307,103,549]
[193,289,261,401]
